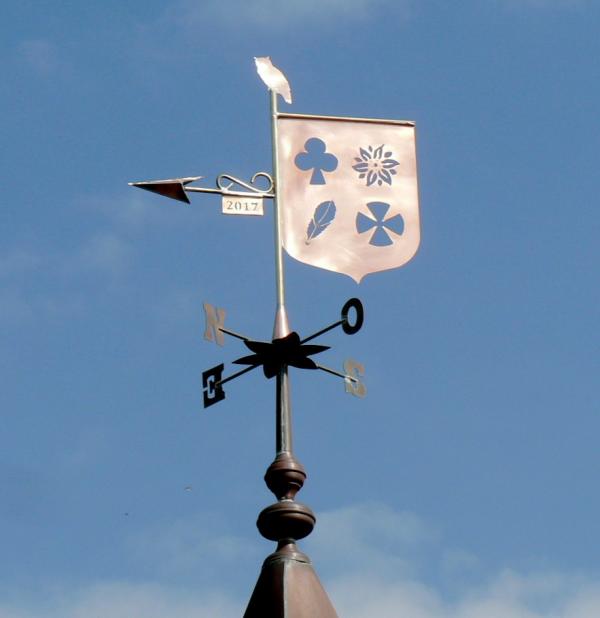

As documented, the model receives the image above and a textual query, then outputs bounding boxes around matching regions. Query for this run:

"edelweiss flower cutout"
[352,145,400,186]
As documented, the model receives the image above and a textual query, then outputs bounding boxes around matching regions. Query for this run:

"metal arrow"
[129,172,274,205]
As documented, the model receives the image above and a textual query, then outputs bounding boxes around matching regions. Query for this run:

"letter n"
[203,302,226,346]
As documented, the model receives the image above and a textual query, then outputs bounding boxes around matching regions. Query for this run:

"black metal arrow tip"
[129,176,203,204]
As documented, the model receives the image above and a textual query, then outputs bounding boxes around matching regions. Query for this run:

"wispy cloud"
[4,573,600,618]
[313,503,600,618]
[0,232,131,325]
[83,191,196,231]
[0,288,83,324]
[0,290,33,323]
[0,249,41,323]
[0,187,204,326]
[150,287,201,331]
[306,502,437,578]
[0,250,40,278]
[172,0,410,28]
[0,582,242,618]
[129,514,261,576]
[1,502,599,617]
[329,570,600,618]
[76,232,133,276]
[17,39,61,76]
[500,0,590,7]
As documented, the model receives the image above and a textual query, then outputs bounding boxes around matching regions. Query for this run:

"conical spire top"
[244,449,338,617]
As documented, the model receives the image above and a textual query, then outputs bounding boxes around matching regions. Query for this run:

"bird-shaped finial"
[254,57,292,105]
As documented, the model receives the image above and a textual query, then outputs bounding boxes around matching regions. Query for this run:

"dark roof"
[244,542,338,618]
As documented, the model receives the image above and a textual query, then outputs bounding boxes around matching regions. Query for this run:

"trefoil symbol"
[295,138,338,185]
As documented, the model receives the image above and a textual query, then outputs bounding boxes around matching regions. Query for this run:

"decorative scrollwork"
[217,172,274,197]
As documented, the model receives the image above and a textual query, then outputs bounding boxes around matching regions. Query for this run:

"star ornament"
[233,332,329,379]
[200,298,366,408]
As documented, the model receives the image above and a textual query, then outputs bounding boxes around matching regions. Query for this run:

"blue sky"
[1,0,599,616]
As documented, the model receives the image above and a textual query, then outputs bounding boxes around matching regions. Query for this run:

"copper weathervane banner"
[276,113,420,283]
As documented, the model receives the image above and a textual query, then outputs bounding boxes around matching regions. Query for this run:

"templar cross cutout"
[356,202,404,247]
[294,138,338,185]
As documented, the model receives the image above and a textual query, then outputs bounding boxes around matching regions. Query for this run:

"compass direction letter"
[202,363,225,408]
[343,358,367,398]
[203,302,226,346]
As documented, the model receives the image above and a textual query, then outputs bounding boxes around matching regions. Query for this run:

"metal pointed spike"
[128,176,203,204]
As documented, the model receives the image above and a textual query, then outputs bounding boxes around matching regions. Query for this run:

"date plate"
[222,196,264,216]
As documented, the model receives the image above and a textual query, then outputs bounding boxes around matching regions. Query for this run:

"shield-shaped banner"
[277,113,420,283]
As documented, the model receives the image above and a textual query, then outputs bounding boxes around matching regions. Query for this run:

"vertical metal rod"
[270,90,290,340]
[269,90,292,455]
[275,371,293,454]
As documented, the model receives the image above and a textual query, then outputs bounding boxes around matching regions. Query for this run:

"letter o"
[341,298,364,335]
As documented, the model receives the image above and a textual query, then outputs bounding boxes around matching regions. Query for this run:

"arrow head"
[128,176,203,204]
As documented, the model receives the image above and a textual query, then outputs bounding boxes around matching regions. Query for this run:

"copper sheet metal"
[277,114,420,282]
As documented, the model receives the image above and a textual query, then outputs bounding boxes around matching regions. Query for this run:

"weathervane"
[130,57,419,617]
